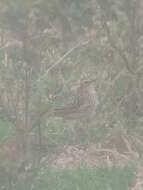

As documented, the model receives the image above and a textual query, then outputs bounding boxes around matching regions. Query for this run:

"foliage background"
[0,0,143,189]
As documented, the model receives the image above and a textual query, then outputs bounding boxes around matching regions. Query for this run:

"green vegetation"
[4,165,135,190]
[0,119,14,142]
[0,0,142,189]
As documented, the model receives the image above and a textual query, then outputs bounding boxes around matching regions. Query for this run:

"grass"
[0,119,137,190]
[0,119,14,142]
[30,164,135,190]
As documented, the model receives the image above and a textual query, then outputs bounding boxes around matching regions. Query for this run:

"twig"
[92,148,129,160]
[37,40,89,82]
[122,135,134,154]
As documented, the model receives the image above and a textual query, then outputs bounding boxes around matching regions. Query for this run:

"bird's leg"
[75,119,90,147]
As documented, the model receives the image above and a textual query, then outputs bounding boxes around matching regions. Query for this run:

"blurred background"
[0,0,143,189]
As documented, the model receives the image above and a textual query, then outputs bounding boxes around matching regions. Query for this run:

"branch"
[100,12,135,75]
[93,148,130,160]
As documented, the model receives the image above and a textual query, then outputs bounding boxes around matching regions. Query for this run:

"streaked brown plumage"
[54,80,99,121]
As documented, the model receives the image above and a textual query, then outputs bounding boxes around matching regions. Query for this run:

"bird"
[30,79,99,132]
